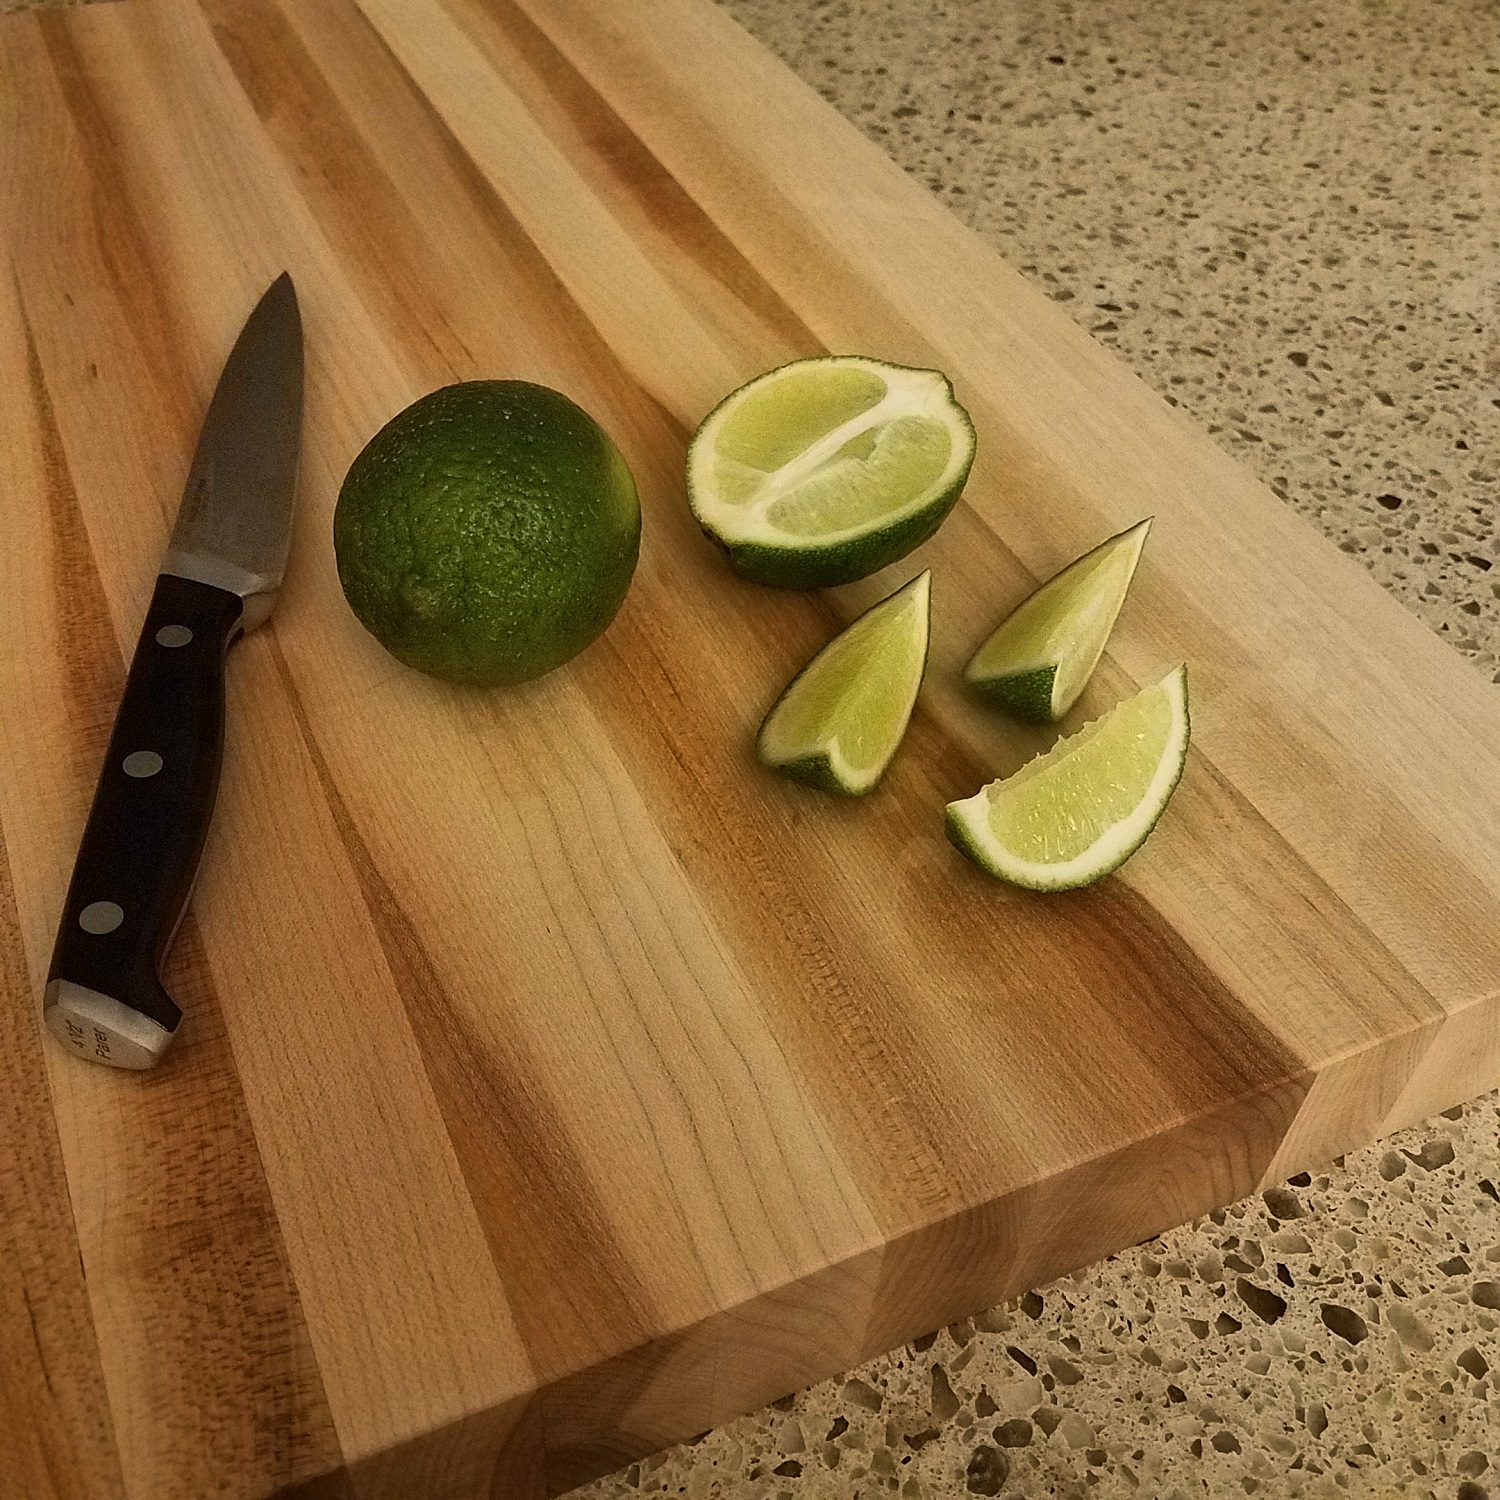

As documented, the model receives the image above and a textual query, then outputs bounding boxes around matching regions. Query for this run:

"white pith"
[688,358,974,548]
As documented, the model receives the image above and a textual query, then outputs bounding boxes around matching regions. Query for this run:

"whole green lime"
[334,381,640,686]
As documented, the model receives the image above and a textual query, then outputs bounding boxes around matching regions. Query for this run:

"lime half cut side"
[964,518,1151,722]
[946,663,1189,890]
[688,356,975,588]
[757,571,931,795]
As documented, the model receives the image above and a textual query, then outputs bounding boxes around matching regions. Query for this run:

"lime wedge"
[964,519,1151,721]
[946,664,1189,890]
[757,572,931,795]
[688,356,975,588]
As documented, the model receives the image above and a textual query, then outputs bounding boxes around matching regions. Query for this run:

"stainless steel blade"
[163,273,302,630]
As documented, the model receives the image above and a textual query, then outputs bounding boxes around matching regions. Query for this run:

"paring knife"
[43,274,303,1070]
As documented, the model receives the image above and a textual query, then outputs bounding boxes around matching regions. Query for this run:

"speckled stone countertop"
[571,1,1499,1497]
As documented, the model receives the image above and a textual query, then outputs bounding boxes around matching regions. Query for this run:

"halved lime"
[756,571,931,795]
[964,518,1151,722]
[687,356,975,588]
[946,664,1189,890]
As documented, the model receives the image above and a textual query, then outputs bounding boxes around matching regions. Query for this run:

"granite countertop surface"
[573,1,1499,1496]
[6,0,1496,1495]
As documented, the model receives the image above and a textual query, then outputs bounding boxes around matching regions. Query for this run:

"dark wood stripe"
[10,96,348,1494]
[449,0,824,359]
[493,1238,883,1496]
[202,0,483,385]
[286,1403,531,1500]
[267,637,663,1382]
[509,1049,1287,1500]
[200,0,678,401]
[37,14,202,460]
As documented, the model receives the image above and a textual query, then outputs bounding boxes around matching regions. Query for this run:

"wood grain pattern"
[0,824,123,1500]
[1,1,1496,1494]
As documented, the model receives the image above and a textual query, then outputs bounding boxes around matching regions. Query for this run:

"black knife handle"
[44,572,245,1069]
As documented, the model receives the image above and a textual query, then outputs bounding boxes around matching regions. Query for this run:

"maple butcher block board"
[2,0,1498,1495]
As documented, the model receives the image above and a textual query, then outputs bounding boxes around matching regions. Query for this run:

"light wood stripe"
[352,0,748,416]
[268,638,670,1370]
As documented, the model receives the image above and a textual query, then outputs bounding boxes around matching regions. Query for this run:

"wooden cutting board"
[2,1,1497,1495]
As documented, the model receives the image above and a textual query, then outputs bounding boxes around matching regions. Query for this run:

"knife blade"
[43,273,303,1070]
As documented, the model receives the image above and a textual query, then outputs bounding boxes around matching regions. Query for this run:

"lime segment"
[765,416,953,535]
[714,363,886,474]
[946,664,1189,889]
[757,571,931,795]
[965,519,1151,721]
[688,356,975,588]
